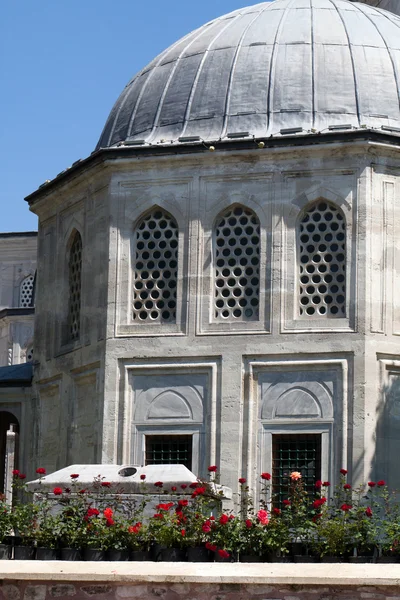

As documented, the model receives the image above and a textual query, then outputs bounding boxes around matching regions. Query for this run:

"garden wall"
[0,563,399,600]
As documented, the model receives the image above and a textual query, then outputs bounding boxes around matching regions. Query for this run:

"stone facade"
[24,135,400,499]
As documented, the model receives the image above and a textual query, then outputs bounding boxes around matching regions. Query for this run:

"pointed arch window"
[298,200,346,318]
[214,205,260,321]
[67,231,82,341]
[19,275,34,308]
[133,208,178,323]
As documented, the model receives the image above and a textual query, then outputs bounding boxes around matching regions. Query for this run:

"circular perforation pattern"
[68,233,82,340]
[214,206,260,321]
[26,347,33,362]
[298,201,346,318]
[19,275,34,308]
[133,208,178,323]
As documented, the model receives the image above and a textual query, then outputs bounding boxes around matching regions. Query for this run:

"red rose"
[202,523,211,533]
[36,468,46,475]
[368,481,376,487]
[65,488,71,494]
[171,486,177,492]
[70,474,79,479]
[156,502,174,511]
[189,482,198,489]
[154,481,163,488]
[340,469,348,475]
[181,484,187,490]
[377,480,386,487]
[322,481,330,487]
[273,507,281,516]
[106,518,115,527]
[53,487,63,495]
[103,508,113,519]
[238,478,247,484]
[283,499,291,506]
[153,513,163,520]
[19,474,26,480]
[219,514,229,525]
[261,472,271,480]
[78,489,87,494]
[365,507,373,518]
[341,503,352,512]
[312,514,322,522]
[218,549,230,559]
[178,499,188,508]
[315,480,322,489]
[140,474,146,480]
[208,466,218,472]
[205,542,216,552]
[181,529,186,537]
[101,482,111,488]
[245,519,252,529]
[87,508,100,517]
[344,484,351,490]
[12,470,19,476]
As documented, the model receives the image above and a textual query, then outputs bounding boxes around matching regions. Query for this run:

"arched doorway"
[0,412,19,493]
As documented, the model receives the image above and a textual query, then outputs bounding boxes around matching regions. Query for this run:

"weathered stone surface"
[23,587,46,600]
[1,585,21,600]
[49,585,76,597]
[80,587,112,597]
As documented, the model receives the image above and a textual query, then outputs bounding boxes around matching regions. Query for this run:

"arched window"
[133,208,178,323]
[19,275,34,308]
[298,200,346,318]
[67,231,82,341]
[214,205,260,321]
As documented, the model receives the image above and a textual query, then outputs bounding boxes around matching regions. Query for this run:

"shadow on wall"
[373,373,400,490]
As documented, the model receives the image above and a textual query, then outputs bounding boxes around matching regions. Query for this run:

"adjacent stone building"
[2,0,400,503]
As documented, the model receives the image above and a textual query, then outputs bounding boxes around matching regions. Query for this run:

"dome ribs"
[96,0,400,149]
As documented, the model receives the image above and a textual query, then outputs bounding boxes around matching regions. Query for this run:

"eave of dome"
[96,0,400,150]
[26,128,400,205]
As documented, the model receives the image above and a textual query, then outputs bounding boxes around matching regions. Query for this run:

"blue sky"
[1,0,259,232]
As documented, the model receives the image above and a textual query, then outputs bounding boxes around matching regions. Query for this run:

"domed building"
[10,0,400,500]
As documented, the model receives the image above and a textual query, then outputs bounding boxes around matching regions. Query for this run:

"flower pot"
[270,553,292,563]
[349,556,375,564]
[187,546,211,562]
[107,549,130,561]
[36,547,59,561]
[60,548,82,561]
[14,545,35,560]
[239,554,264,563]
[130,549,152,561]
[320,556,347,563]
[83,548,106,561]
[214,551,235,563]
[157,547,187,562]
[293,555,319,563]
[377,556,400,563]
[0,544,11,560]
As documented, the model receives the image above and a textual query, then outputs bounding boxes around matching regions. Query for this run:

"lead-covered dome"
[97,0,400,149]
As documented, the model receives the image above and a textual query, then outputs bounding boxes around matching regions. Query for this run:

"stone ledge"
[0,562,399,586]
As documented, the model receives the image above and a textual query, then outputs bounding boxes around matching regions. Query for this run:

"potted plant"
[0,493,12,560]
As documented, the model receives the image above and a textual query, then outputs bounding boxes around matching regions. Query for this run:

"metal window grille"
[214,205,260,321]
[19,275,34,308]
[298,201,346,318]
[272,434,321,507]
[145,435,192,470]
[133,208,178,323]
[68,232,82,341]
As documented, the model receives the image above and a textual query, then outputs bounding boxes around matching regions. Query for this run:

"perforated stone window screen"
[214,206,260,321]
[298,201,346,318]
[133,208,178,323]
[19,275,34,308]
[67,232,82,341]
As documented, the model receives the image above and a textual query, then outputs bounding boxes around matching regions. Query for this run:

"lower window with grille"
[272,434,321,507]
[145,435,193,470]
